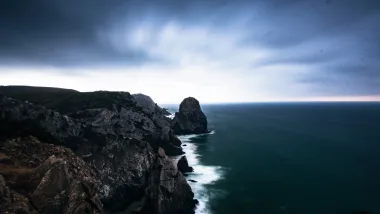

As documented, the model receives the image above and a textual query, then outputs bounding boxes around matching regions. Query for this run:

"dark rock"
[0,153,14,165]
[183,144,187,146]
[188,179,197,183]
[4,190,39,214]
[133,93,171,116]
[172,97,208,135]
[0,137,103,214]
[193,199,199,205]
[0,175,12,211]
[162,108,171,116]
[177,156,194,173]
[0,86,78,105]
[0,90,181,156]
[0,89,195,214]
[141,148,195,214]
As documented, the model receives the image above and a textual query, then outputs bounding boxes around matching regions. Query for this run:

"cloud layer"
[1,0,380,102]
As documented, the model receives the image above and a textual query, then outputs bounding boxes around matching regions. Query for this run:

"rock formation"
[172,97,208,135]
[0,137,102,214]
[133,93,171,116]
[142,148,195,214]
[0,87,196,214]
[177,156,194,173]
[0,88,182,156]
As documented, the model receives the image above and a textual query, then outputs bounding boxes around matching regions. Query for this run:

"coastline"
[165,110,221,213]
[172,130,224,214]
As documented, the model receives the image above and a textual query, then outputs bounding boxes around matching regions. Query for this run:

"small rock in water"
[193,199,199,205]
[177,156,194,173]
[183,144,187,146]
[188,179,197,183]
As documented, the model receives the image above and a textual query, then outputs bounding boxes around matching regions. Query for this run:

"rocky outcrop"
[142,148,196,214]
[0,137,102,214]
[172,97,208,135]
[0,89,195,214]
[133,93,171,116]
[177,156,194,173]
[0,90,182,156]
[0,175,39,214]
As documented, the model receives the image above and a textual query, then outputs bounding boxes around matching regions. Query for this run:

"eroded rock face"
[133,93,171,116]
[177,156,194,174]
[0,91,181,155]
[0,138,103,214]
[142,148,196,214]
[172,97,208,135]
[0,91,195,214]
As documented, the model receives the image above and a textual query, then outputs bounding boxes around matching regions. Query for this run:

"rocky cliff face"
[0,137,102,214]
[0,89,182,156]
[172,97,208,135]
[133,93,171,116]
[0,88,195,214]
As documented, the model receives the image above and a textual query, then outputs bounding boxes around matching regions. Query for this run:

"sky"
[1,0,380,104]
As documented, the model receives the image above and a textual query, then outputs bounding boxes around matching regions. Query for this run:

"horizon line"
[160,100,380,105]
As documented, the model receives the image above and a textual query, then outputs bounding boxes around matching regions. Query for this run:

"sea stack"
[177,156,194,173]
[172,97,208,135]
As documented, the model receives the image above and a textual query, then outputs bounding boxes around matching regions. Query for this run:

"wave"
[177,130,224,214]
[179,130,216,142]
[165,113,175,119]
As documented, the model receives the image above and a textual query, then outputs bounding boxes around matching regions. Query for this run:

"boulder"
[177,156,194,173]
[172,97,208,135]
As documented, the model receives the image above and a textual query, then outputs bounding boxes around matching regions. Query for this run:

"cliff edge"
[0,87,196,214]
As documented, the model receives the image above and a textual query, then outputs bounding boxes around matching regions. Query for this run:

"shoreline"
[175,131,224,214]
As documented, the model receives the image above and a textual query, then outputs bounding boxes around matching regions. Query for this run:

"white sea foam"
[165,113,175,119]
[177,130,224,214]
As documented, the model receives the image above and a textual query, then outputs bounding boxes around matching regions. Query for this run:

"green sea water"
[167,103,380,214]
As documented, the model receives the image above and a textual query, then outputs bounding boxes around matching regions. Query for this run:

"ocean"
[166,103,380,214]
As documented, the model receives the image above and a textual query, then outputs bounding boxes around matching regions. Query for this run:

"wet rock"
[193,199,199,205]
[188,179,197,183]
[177,156,194,173]
[172,97,208,135]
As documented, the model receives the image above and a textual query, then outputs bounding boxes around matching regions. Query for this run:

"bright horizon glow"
[2,66,380,104]
[2,66,380,105]
[2,77,380,105]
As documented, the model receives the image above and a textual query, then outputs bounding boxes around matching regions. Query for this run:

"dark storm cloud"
[0,0,380,97]
[0,0,172,67]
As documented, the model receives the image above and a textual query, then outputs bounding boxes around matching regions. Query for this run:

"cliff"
[0,87,195,214]
[133,93,171,116]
